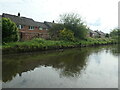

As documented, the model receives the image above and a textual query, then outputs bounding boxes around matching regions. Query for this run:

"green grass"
[2,37,118,54]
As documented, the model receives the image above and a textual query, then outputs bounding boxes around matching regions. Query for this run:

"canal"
[2,45,118,88]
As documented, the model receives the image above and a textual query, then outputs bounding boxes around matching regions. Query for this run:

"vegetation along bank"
[2,38,118,54]
[1,13,119,54]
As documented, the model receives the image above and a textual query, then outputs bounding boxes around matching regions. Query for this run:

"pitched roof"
[35,21,48,29]
[2,13,50,29]
[100,31,105,35]
[89,30,98,35]
[94,30,105,35]
[44,21,53,28]
[2,13,36,26]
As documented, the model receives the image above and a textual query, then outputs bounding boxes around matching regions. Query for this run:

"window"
[39,27,43,30]
[29,26,34,30]
[18,25,24,29]
[21,25,24,29]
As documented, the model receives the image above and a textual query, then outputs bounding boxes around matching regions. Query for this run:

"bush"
[59,28,75,41]
[49,23,64,40]
[59,13,88,39]
[3,37,117,54]
[2,17,19,43]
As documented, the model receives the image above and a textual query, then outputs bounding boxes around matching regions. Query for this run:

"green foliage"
[49,23,64,40]
[105,33,110,38]
[49,13,88,40]
[110,28,119,39]
[59,28,75,41]
[110,28,119,44]
[2,17,19,43]
[3,37,117,54]
[59,13,88,39]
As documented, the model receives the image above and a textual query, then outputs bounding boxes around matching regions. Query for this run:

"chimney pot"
[18,12,20,17]
[2,13,5,17]
[53,20,54,23]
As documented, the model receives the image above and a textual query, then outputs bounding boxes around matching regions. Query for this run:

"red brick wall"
[19,25,49,41]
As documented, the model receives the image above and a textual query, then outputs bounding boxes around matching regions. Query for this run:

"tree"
[2,18,19,43]
[110,28,119,39]
[49,23,64,40]
[105,33,110,38]
[59,28,75,41]
[49,13,89,40]
[59,13,88,39]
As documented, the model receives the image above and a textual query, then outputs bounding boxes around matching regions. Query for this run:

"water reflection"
[2,45,118,88]
[3,47,89,82]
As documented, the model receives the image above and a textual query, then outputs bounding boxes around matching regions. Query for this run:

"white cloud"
[0,0,119,33]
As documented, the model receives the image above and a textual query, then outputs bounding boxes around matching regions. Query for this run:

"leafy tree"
[110,28,120,44]
[59,13,88,39]
[49,13,89,40]
[105,33,110,38]
[110,28,119,39]
[59,28,75,41]
[49,23,64,40]
[2,18,19,43]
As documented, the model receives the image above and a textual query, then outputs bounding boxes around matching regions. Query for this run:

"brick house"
[87,29,98,38]
[87,29,106,38]
[2,13,54,41]
[94,30,106,38]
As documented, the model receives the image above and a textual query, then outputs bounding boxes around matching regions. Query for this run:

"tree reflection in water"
[2,45,118,82]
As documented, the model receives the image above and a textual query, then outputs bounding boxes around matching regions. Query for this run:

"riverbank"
[2,38,118,54]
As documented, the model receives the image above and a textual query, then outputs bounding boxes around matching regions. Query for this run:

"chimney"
[2,13,5,17]
[53,20,54,23]
[18,12,20,17]
[44,21,47,23]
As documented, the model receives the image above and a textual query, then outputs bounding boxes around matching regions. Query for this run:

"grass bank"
[2,38,117,54]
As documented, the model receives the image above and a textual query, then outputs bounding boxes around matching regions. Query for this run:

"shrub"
[59,13,88,39]
[59,28,75,41]
[2,17,19,43]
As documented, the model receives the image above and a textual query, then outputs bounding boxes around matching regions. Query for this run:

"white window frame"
[19,25,22,29]
[18,25,24,29]
[29,26,34,30]
[39,27,43,30]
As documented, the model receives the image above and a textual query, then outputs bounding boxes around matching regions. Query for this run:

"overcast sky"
[0,0,119,33]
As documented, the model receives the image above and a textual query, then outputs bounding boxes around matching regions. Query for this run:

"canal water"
[2,45,118,88]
